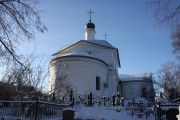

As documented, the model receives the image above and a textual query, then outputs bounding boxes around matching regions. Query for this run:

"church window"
[96,76,101,91]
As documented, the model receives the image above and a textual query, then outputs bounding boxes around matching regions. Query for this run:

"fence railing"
[155,102,179,120]
[0,100,71,120]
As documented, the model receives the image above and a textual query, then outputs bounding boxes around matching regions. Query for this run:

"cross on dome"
[103,33,108,40]
[87,9,94,22]
[85,9,96,40]
[85,9,95,30]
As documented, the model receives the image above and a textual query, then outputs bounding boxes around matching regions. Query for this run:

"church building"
[49,11,153,100]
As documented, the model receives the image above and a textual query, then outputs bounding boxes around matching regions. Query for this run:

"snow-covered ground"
[1,99,179,120]
[74,106,155,120]
[0,106,155,120]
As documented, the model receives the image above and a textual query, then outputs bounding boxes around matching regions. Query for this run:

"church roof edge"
[53,40,116,55]
[52,40,121,67]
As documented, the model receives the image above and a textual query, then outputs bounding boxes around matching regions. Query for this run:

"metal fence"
[0,100,71,120]
[155,103,179,120]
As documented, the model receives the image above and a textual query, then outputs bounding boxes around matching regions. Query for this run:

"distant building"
[118,74,154,100]
[49,11,154,100]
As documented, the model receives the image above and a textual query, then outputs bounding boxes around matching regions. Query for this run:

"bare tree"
[155,61,180,100]
[0,81,17,100]
[149,0,179,28]
[55,74,72,100]
[1,53,48,100]
[149,0,180,53]
[172,25,180,53]
[49,64,74,101]
[0,0,47,66]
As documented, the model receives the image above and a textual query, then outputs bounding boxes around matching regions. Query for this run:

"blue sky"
[20,0,177,75]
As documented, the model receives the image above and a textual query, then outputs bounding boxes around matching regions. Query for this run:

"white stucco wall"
[121,81,153,100]
[49,56,111,98]
[107,69,119,96]
[55,42,119,69]
[50,40,120,99]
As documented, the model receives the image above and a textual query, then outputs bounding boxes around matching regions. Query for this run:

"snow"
[0,116,21,120]
[57,51,93,58]
[155,97,169,103]
[0,116,60,120]
[1,99,179,120]
[176,107,180,120]
[86,40,115,49]
[53,40,116,56]
[74,106,155,120]
[119,74,151,81]
[1,104,179,120]
[0,104,155,120]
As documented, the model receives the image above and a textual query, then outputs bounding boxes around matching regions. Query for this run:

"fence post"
[157,103,161,120]
[35,98,39,120]
[72,97,75,106]
[103,96,106,106]
[112,94,115,106]
[52,93,56,101]
[87,94,90,106]
[132,109,134,116]
[70,90,73,102]
[159,103,161,120]
[89,92,93,107]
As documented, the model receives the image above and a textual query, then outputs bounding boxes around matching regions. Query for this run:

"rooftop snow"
[53,40,116,56]
[119,73,152,81]
[56,51,93,58]
[86,40,116,49]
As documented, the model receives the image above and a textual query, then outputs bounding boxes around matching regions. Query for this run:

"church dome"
[85,22,95,29]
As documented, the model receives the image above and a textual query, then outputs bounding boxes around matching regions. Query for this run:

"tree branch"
[0,37,25,67]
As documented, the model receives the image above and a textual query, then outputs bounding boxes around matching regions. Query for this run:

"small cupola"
[85,10,96,40]
[85,21,95,30]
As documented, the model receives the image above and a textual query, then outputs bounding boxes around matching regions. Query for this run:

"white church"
[49,11,154,100]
